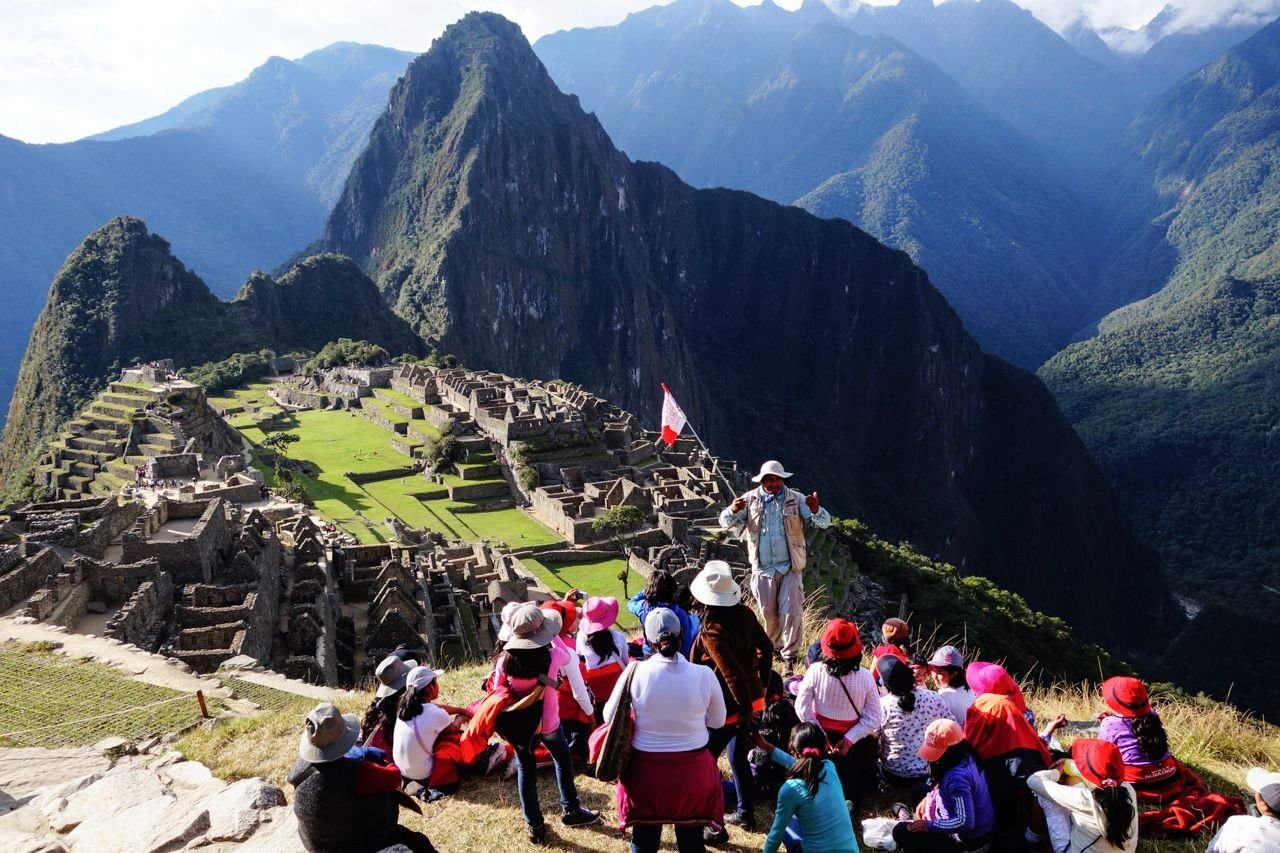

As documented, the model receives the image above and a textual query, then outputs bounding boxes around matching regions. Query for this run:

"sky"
[2,0,1276,144]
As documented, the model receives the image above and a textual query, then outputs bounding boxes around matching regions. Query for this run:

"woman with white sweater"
[604,607,727,853]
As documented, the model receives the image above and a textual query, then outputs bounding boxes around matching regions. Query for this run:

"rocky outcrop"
[321,13,1178,651]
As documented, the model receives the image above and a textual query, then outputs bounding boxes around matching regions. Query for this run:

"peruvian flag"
[660,384,687,445]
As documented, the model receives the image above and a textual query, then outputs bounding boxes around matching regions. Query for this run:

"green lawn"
[521,557,639,629]
[375,387,429,409]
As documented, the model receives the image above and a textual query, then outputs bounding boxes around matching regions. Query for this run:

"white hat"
[690,560,741,607]
[751,460,793,483]
[496,600,524,643]
[1247,767,1280,812]
[405,665,445,693]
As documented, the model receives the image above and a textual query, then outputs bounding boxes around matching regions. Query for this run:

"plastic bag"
[861,817,898,850]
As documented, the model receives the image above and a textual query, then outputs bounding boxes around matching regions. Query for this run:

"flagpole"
[659,384,738,501]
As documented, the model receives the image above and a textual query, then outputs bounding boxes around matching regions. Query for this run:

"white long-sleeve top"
[575,627,630,670]
[795,661,882,744]
[552,635,593,716]
[1026,770,1138,853]
[603,654,726,752]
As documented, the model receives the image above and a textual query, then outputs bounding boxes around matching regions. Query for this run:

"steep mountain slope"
[0,218,422,493]
[0,43,413,434]
[1041,19,1280,625]
[535,1,1100,367]
[321,12,1179,650]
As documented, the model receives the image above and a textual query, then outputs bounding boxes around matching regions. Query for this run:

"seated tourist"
[289,702,435,853]
[1206,767,1280,852]
[1027,738,1138,853]
[358,654,417,753]
[891,719,995,852]
[877,655,957,800]
[754,722,859,853]
[928,645,975,724]
[627,569,700,657]
[1095,676,1183,799]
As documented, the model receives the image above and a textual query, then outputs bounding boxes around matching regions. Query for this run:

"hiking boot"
[527,822,547,845]
[725,811,757,832]
[703,825,729,845]
[561,806,600,827]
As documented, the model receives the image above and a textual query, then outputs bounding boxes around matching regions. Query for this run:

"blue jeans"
[514,726,579,828]
[630,824,706,853]
[706,725,753,818]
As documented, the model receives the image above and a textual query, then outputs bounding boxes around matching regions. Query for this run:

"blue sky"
[1,0,1272,144]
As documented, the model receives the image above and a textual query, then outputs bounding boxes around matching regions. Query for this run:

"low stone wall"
[345,466,419,485]
[447,481,510,501]
[390,439,421,459]
[0,548,60,612]
[355,406,407,435]
[82,557,162,604]
[451,500,516,513]
[121,499,229,584]
[190,478,260,504]
[147,453,199,480]
[105,572,174,649]
[50,584,90,629]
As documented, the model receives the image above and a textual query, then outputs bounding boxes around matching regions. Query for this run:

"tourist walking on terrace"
[795,618,882,817]
[689,560,774,839]
[1026,738,1138,853]
[719,460,830,669]
[289,702,436,853]
[604,607,727,853]
[490,603,600,845]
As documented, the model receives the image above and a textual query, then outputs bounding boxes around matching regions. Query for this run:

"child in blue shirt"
[755,722,859,853]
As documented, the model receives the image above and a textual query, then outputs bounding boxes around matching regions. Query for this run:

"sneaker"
[703,825,729,845]
[502,749,519,780]
[891,801,912,821]
[725,811,757,832]
[527,823,547,845]
[484,743,512,776]
[561,806,600,827]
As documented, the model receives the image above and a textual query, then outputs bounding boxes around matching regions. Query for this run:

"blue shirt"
[764,749,859,853]
[719,487,831,576]
[625,594,700,657]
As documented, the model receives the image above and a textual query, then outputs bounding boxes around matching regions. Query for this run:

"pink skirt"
[616,748,725,830]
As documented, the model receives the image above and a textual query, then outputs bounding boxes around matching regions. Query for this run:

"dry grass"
[178,659,1278,853]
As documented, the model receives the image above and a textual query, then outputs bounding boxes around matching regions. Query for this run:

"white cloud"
[2,0,1276,143]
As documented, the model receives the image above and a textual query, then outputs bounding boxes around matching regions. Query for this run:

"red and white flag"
[660,384,687,446]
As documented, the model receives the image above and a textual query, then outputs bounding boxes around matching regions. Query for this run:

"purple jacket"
[927,754,996,840]
[1100,713,1170,766]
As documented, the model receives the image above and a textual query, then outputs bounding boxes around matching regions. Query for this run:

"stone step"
[69,460,99,478]
[66,435,120,454]
[101,391,154,409]
[90,400,140,418]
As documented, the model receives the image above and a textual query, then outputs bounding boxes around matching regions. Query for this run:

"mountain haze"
[0,43,413,433]
[321,11,1178,651]
[535,0,1102,367]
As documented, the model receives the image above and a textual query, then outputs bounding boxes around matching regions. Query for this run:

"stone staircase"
[37,383,165,500]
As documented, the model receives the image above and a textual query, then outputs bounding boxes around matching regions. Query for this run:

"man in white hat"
[1206,767,1280,852]
[719,459,830,668]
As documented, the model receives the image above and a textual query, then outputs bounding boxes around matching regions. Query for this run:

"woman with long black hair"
[1027,738,1138,853]
[754,722,858,853]
[1096,676,1185,801]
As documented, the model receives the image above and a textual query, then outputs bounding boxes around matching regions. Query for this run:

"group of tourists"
[287,461,1269,853]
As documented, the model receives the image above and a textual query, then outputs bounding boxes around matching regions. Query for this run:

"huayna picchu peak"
[319,12,1179,653]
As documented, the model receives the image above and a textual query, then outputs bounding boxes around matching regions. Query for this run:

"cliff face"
[1,222,423,494]
[321,12,1178,650]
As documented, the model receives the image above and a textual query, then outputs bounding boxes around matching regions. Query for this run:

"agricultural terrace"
[209,383,565,552]
[522,556,639,628]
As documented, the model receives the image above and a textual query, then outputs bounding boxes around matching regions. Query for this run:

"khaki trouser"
[749,569,804,662]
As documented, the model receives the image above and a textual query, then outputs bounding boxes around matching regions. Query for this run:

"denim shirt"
[719,486,831,576]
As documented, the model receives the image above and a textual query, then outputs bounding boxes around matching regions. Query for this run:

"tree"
[261,430,299,481]
[592,504,645,599]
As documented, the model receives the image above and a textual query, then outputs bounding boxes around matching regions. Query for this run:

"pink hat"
[582,596,620,634]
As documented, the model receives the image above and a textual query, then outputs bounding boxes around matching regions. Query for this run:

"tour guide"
[719,460,830,668]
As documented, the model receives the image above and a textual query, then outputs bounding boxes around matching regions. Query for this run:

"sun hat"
[298,702,360,763]
[1102,676,1152,717]
[582,596,620,634]
[644,606,682,643]
[690,560,741,607]
[819,618,863,660]
[918,719,965,762]
[928,645,964,670]
[881,617,910,644]
[877,655,914,697]
[374,654,419,698]
[496,600,524,643]
[405,665,445,693]
[751,460,793,483]
[1247,767,1280,812]
[540,599,578,636]
[1071,738,1124,789]
[506,602,561,650]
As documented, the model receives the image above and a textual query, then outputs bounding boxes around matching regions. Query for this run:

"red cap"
[820,619,863,660]
[918,719,965,762]
[1102,676,1151,717]
[1071,738,1124,788]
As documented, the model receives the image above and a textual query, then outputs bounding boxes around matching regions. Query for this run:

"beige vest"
[736,487,807,573]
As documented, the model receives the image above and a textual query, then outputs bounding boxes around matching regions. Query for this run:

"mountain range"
[0,42,414,431]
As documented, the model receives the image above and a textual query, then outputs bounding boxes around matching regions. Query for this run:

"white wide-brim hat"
[690,560,741,607]
[751,460,793,483]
